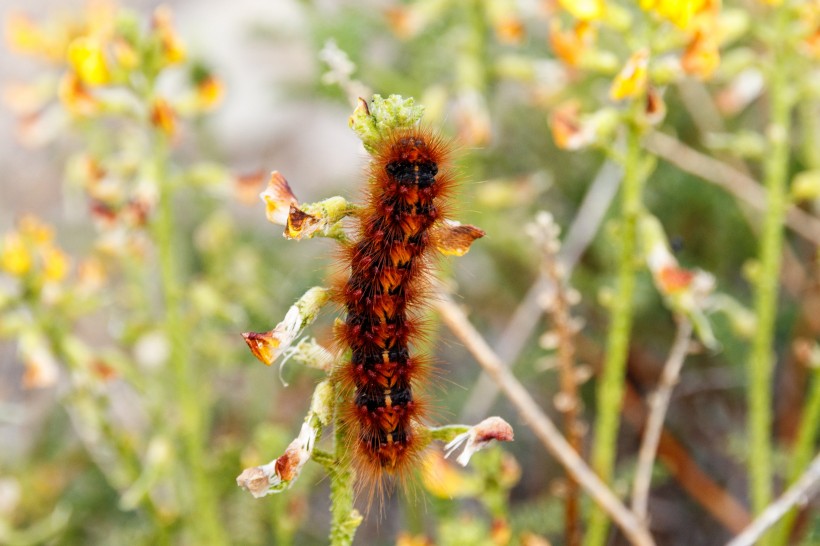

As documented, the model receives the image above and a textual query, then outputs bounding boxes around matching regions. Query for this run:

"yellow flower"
[558,0,604,21]
[150,97,176,138]
[195,76,224,111]
[1,233,33,276]
[112,37,139,70]
[420,451,476,498]
[152,5,186,65]
[4,12,65,61]
[395,533,433,546]
[58,72,99,116]
[67,36,110,86]
[549,20,595,67]
[642,0,720,30]
[682,29,720,79]
[609,49,649,101]
[41,245,70,282]
[19,214,54,244]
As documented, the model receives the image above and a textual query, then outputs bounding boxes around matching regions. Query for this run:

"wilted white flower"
[259,171,298,226]
[444,416,514,466]
[242,287,329,368]
[236,421,316,497]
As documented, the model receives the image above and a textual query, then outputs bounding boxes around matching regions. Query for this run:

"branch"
[726,453,820,546]
[435,293,656,546]
[460,160,622,422]
[645,131,820,246]
[631,317,693,521]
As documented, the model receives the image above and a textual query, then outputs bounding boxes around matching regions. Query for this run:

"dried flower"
[644,85,667,125]
[260,171,299,225]
[454,90,492,146]
[58,72,99,116]
[432,220,485,256]
[549,20,595,67]
[682,29,720,80]
[444,416,514,466]
[549,102,618,150]
[549,101,591,150]
[152,5,186,66]
[236,421,316,497]
[20,333,60,389]
[150,97,176,138]
[242,287,330,367]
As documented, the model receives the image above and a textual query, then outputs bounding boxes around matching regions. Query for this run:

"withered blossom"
[432,220,485,256]
[259,171,299,225]
[242,287,330,367]
[444,416,514,466]
[285,206,322,240]
[236,421,316,497]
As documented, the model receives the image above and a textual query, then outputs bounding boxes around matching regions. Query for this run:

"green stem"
[152,138,226,545]
[771,368,820,545]
[328,384,360,546]
[747,8,792,543]
[37,318,170,544]
[586,120,644,546]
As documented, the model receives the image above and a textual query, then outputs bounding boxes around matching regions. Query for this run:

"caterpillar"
[334,126,456,495]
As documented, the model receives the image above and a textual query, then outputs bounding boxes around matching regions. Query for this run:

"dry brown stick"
[435,293,656,546]
[531,213,584,546]
[461,160,622,423]
[621,385,752,534]
[646,131,820,246]
[726,452,820,546]
[631,317,693,521]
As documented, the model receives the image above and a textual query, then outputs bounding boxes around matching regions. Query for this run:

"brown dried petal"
[242,330,280,366]
[433,222,485,256]
[236,467,270,498]
[645,86,666,126]
[473,416,514,445]
[235,170,266,205]
[285,205,322,240]
[275,443,301,482]
[260,171,299,224]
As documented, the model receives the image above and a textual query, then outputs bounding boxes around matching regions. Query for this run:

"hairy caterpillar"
[334,126,456,495]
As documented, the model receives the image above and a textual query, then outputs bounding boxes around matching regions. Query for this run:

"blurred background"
[1,0,819,545]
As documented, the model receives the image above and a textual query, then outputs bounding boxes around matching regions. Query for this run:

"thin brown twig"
[726,452,820,546]
[531,213,584,546]
[646,131,820,246]
[461,160,622,423]
[435,292,656,546]
[631,317,693,521]
[622,385,752,534]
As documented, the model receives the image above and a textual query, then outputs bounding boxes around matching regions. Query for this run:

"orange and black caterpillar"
[335,127,455,491]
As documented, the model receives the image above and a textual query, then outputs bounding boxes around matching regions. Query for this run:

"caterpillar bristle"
[332,126,456,507]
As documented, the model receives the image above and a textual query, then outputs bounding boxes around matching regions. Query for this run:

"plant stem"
[728,453,820,546]
[631,317,692,521]
[771,369,820,545]
[328,383,360,546]
[153,138,226,545]
[747,7,792,542]
[586,120,645,546]
[435,292,655,546]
